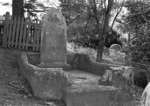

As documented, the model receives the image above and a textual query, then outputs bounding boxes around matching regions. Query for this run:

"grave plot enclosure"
[2,14,42,51]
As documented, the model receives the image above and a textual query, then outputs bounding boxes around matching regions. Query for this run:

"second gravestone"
[39,7,70,70]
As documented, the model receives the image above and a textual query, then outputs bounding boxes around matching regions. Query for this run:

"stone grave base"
[63,85,117,106]
[16,51,122,106]
[17,52,71,100]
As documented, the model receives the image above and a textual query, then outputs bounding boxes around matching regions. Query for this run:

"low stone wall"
[17,52,71,100]
[26,52,119,77]
[27,52,40,66]
[69,53,113,76]
[26,52,149,89]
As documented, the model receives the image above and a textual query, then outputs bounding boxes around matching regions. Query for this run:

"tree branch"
[141,15,150,24]
[89,0,100,32]
[103,0,114,42]
[89,0,97,15]
[85,15,91,31]
[110,0,125,31]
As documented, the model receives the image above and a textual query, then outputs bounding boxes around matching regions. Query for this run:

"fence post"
[2,12,10,47]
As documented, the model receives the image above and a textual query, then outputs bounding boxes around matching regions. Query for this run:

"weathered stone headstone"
[110,44,122,52]
[39,7,70,70]
[109,44,122,56]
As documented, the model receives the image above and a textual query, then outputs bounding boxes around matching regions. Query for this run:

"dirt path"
[0,49,64,106]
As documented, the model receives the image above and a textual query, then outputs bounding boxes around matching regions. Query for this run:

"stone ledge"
[62,85,117,106]
[38,62,71,71]
[17,52,71,100]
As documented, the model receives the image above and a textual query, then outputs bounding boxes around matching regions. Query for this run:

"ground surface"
[0,48,64,106]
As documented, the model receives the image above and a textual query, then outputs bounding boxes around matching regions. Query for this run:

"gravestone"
[110,44,122,52]
[39,7,70,70]
[109,44,122,57]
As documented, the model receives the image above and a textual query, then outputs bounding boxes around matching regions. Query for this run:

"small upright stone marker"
[39,7,70,70]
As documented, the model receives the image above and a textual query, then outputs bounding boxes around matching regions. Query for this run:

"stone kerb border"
[70,53,113,76]
[16,51,136,102]
[17,52,71,100]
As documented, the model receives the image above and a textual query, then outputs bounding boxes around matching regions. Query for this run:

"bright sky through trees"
[0,0,60,15]
[0,0,11,15]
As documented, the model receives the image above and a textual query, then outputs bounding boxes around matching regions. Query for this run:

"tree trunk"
[96,38,104,62]
[12,0,24,17]
[96,0,114,62]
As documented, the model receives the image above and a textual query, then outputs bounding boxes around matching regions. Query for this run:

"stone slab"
[63,85,117,106]
[66,70,100,86]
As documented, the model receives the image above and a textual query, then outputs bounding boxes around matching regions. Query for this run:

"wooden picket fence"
[2,13,42,51]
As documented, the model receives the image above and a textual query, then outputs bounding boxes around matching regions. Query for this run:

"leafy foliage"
[122,1,150,64]
[61,0,122,49]
[1,0,48,17]
[60,0,88,26]
[12,0,24,17]
[24,0,48,17]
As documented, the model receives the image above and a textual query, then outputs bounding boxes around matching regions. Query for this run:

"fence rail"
[2,13,42,51]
